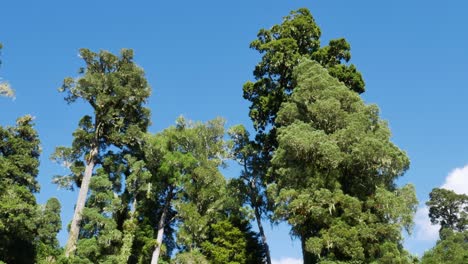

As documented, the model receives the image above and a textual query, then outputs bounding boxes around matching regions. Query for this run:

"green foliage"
[0,10,428,263]
[137,117,266,264]
[143,117,228,251]
[0,116,41,263]
[228,125,267,214]
[243,8,364,131]
[422,188,468,263]
[201,218,265,264]
[52,48,151,189]
[240,10,368,262]
[73,172,123,263]
[52,48,151,259]
[36,198,62,263]
[270,60,417,263]
[228,124,272,263]
[421,229,468,264]
[171,250,209,264]
[0,116,62,263]
[201,220,249,264]
[0,115,40,192]
[426,188,467,234]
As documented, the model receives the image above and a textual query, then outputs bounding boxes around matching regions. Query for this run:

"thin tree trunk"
[248,172,272,264]
[151,189,173,264]
[64,146,98,257]
[254,206,272,264]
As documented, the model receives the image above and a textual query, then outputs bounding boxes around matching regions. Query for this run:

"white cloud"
[441,165,468,194]
[413,205,439,241]
[272,257,303,264]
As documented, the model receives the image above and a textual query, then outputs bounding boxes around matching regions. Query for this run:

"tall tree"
[70,153,127,263]
[240,10,366,260]
[228,125,271,264]
[0,46,61,263]
[143,117,228,264]
[270,60,417,263]
[0,115,41,263]
[52,48,151,257]
[422,188,468,263]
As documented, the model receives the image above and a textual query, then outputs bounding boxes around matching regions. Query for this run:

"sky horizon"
[2,1,468,263]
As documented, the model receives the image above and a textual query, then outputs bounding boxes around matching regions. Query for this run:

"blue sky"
[1,0,468,262]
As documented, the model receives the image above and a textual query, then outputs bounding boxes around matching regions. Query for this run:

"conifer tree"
[240,10,366,262]
[36,197,62,263]
[52,48,151,258]
[244,8,364,132]
[270,60,417,263]
[1,46,61,263]
[228,125,271,264]
[142,117,228,264]
[0,116,43,263]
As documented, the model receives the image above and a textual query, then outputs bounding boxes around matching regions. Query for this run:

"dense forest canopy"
[1,4,467,264]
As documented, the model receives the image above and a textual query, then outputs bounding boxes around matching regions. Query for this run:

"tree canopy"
[0,6,440,264]
[427,188,467,234]
[243,8,364,132]
[0,116,61,263]
[52,48,151,258]
[270,60,417,263]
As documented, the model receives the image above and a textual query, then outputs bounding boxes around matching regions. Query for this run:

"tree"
[228,125,271,264]
[200,215,265,264]
[52,48,151,257]
[0,46,61,262]
[244,8,364,132]
[117,154,153,264]
[270,60,417,263]
[71,155,126,263]
[36,198,62,263]
[240,10,366,261]
[0,43,14,98]
[426,188,468,234]
[143,117,228,264]
[422,188,468,264]
[0,115,42,263]
[421,229,468,264]
[200,220,250,264]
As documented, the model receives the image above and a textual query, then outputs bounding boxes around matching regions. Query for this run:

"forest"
[1,5,468,264]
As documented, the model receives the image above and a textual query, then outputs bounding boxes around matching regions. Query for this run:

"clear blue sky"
[1,0,468,261]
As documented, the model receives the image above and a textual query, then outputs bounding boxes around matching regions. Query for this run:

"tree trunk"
[254,206,272,264]
[248,173,272,264]
[150,190,173,264]
[301,235,316,264]
[64,146,98,257]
